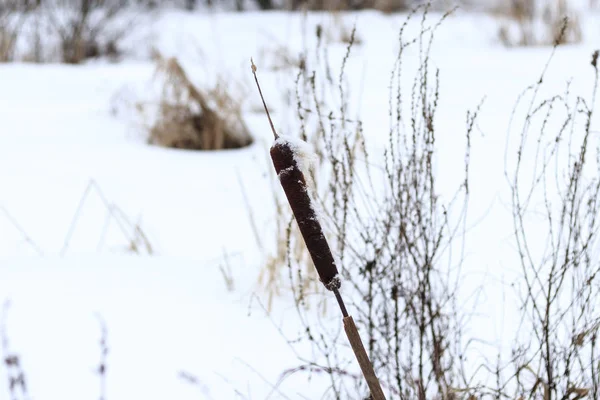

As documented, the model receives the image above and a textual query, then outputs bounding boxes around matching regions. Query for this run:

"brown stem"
[343,316,387,400]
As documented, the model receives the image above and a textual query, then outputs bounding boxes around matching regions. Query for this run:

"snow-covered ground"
[1,7,599,399]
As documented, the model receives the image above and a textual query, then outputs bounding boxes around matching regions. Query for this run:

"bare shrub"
[501,48,600,399]
[43,0,130,63]
[270,6,483,398]
[499,0,581,47]
[139,53,253,151]
[0,0,135,62]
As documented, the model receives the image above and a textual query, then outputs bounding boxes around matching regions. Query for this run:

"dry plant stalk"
[96,315,108,400]
[1,301,28,400]
[61,180,153,256]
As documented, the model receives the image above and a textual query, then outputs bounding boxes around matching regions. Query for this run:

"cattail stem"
[344,316,387,400]
[251,58,278,140]
[333,288,349,318]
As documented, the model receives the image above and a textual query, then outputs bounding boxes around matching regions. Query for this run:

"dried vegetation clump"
[143,53,253,151]
[498,0,581,47]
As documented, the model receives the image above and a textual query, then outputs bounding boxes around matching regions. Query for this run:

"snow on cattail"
[270,137,341,291]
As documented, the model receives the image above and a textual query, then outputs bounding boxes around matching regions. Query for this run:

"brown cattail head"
[270,139,341,291]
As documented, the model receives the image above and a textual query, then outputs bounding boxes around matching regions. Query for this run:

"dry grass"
[143,53,253,151]
[498,0,581,47]
[61,180,154,256]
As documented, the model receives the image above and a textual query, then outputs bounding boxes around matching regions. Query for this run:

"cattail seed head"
[270,139,341,290]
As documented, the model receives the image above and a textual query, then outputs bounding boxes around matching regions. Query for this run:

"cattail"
[251,59,386,400]
[250,58,340,291]
[270,138,341,291]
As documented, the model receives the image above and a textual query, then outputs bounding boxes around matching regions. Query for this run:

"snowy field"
[1,6,600,399]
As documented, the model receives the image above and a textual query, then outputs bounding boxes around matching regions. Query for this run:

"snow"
[0,256,330,399]
[0,5,599,399]
[274,135,319,177]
